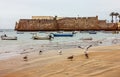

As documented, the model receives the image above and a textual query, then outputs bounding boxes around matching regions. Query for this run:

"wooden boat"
[51,33,74,37]
[112,31,119,34]
[80,37,93,40]
[32,35,52,40]
[89,31,97,34]
[1,35,17,40]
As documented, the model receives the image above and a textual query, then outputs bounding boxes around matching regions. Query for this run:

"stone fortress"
[15,16,118,31]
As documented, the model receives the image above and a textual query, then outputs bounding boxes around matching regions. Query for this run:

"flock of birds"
[23,45,93,61]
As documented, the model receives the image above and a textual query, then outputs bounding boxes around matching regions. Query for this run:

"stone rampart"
[15,16,118,31]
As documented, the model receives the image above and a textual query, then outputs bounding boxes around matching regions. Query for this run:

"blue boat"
[52,33,74,37]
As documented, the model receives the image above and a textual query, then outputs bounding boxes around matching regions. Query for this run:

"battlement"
[15,16,118,31]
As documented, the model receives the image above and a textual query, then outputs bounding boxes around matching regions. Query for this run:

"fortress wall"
[57,18,76,30]
[15,16,118,31]
[98,20,118,30]
[16,19,56,31]
[107,23,118,30]
[98,20,108,29]
[76,17,87,30]
[86,17,100,30]
[57,16,99,30]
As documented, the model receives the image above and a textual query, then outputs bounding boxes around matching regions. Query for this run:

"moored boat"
[89,31,97,34]
[80,37,93,40]
[112,31,119,34]
[1,35,17,40]
[17,31,24,34]
[32,34,53,40]
[32,36,51,40]
[51,33,74,37]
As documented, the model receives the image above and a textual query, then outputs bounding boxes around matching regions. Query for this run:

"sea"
[0,29,120,60]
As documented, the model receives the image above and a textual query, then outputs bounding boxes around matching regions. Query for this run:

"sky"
[0,0,120,29]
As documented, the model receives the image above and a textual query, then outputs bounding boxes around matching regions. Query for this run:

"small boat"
[1,35,17,40]
[57,31,64,33]
[80,31,88,33]
[51,33,74,37]
[80,37,93,40]
[72,31,78,34]
[89,31,97,34]
[30,32,37,35]
[17,31,24,34]
[32,35,52,40]
[112,31,119,34]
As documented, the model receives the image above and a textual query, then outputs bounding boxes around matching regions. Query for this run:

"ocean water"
[0,29,120,45]
[0,29,120,60]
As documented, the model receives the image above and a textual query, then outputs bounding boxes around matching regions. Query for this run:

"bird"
[78,45,92,51]
[58,50,62,55]
[85,45,92,51]
[78,46,84,49]
[78,45,92,59]
[39,50,42,55]
[67,55,74,61]
[23,55,28,61]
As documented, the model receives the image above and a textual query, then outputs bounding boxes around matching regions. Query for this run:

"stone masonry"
[15,16,118,31]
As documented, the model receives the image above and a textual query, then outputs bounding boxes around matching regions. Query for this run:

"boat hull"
[1,36,17,40]
[52,33,73,37]
[33,36,51,40]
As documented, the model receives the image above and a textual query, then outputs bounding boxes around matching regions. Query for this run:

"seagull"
[23,55,28,61]
[78,45,92,59]
[58,50,62,55]
[78,45,92,52]
[67,55,74,61]
[85,45,92,51]
[39,50,42,55]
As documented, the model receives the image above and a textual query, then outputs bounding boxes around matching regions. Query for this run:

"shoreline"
[0,41,118,61]
[0,40,101,60]
[0,45,120,77]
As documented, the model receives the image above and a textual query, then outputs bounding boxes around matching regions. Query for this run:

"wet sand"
[0,45,120,77]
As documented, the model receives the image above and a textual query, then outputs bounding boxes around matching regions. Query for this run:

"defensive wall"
[15,16,118,31]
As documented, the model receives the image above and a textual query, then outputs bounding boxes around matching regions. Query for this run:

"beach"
[0,45,120,77]
[0,30,120,77]
[0,0,120,77]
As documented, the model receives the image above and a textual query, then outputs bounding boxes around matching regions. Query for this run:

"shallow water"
[0,29,120,60]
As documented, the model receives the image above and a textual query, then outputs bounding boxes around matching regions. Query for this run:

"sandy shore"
[0,45,120,77]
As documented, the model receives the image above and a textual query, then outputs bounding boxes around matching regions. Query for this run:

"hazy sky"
[0,0,120,29]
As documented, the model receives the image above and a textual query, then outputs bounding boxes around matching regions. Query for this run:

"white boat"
[1,35,17,40]
[32,35,53,40]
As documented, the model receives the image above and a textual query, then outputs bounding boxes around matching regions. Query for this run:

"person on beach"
[78,45,92,59]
